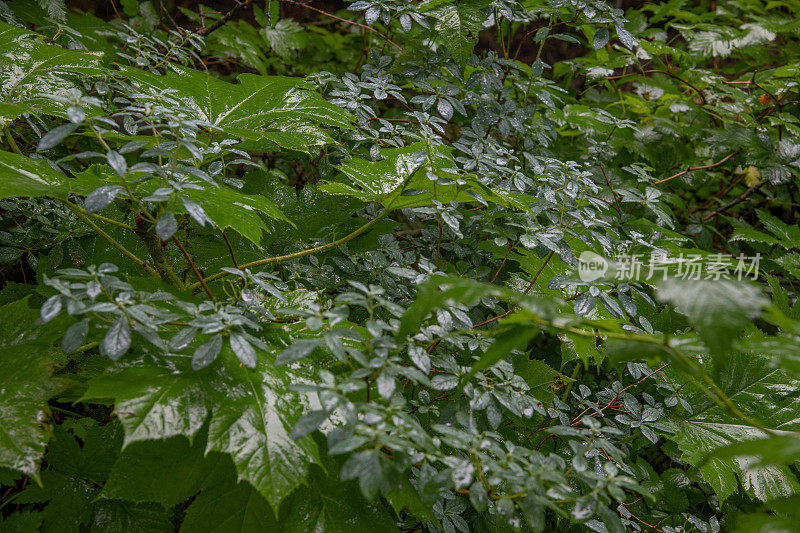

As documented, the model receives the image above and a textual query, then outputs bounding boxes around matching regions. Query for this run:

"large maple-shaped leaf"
[103,434,226,507]
[181,466,279,533]
[671,351,800,502]
[118,65,353,152]
[205,350,319,514]
[82,363,210,445]
[280,455,399,533]
[0,150,71,199]
[657,279,768,357]
[0,297,62,481]
[0,151,120,201]
[322,143,523,209]
[421,0,489,72]
[0,20,103,116]
[82,346,318,511]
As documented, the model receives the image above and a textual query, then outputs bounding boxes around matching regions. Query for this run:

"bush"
[0,0,799,531]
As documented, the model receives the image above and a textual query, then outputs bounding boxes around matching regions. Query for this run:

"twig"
[653,149,740,185]
[285,0,401,50]
[62,201,161,278]
[702,184,762,221]
[598,163,622,215]
[472,250,555,328]
[196,0,254,37]
[172,236,215,299]
[490,243,513,283]
[605,69,706,104]
[220,229,239,268]
[188,206,394,291]
[4,127,23,155]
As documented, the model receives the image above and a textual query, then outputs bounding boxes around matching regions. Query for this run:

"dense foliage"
[0,0,799,530]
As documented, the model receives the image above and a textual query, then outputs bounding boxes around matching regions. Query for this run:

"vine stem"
[187,206,393,291]
[172,236,215,299]
[286,0,402,50]
[536,317,771,432]
[4,126,23,155]
[62,201,161,278]
[196,0,254,36]
[653,149,741,185]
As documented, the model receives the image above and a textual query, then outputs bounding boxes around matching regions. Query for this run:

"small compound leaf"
[276,339,321,365]
[62,319,89,353]
[37,122,79,151]
[40,295,62,322]
[103,316,131,361]
[290,410,329,440]
[155,211,178,241]
[106,150,127,177]
[85,185,124,213]
[593,27,609,49]
[229,331,257,369]
[192,334,223,370]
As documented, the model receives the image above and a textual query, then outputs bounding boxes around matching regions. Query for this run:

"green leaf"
[0,297,62,481]
[593,27,610,49]
[280,462,399,532]
[0,150,70,199]
[35,0,67,22]
[90,500,173,532]
[119,65,353,152]
[83,346,320,513]
[181,468,279,533]
[756,209,800,244]
[103,434,225,507]
[656,279,768,357]
[205,348,320,514]
[671,352,800,502]
[81,360,210,445]
[428,1,488,72]
[0,21,103,116]
[512,355,562,406]
[464,324,539,381]
[730,226,787,247]
[559,332,603,366]
[385,477,437,523]
[16,423,122,532]
[184,184,292,244]
[0,102,24,127]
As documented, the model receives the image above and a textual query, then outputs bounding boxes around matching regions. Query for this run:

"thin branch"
[285,0,401,50]
[188,207,394,291]
[653,149,740,185]
[172,236,215,299]
[62,201,161,278]
[490,243,513,283]
[196,0,254,37]
[605,69,706,104]
[4,127,23,155]
[703,184,762,221]
[220,229,239,268]
[472,250,555,328]
[598,163,622,215]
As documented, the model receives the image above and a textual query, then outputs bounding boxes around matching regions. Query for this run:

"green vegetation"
[0,0,799,530]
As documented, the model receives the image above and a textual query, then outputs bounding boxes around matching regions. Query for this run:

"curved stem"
[62,201,161,278]
[188,207,393,291]
[4,126,23,155]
